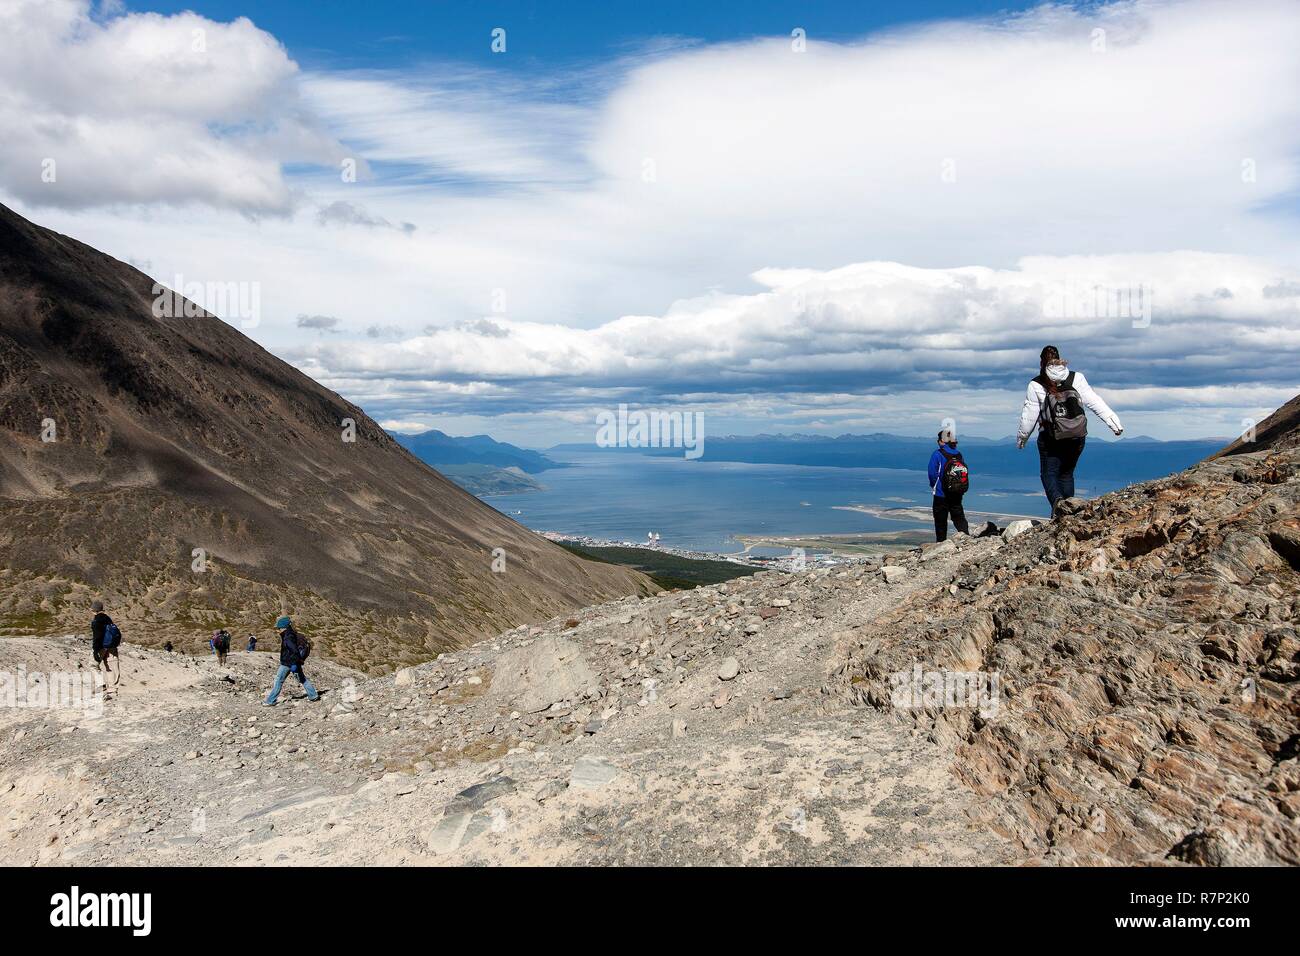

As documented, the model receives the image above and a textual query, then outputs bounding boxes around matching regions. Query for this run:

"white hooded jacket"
[1017,365,1123,445]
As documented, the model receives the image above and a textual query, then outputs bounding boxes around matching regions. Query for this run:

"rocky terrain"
[0,203,651,669]
[0,549,1010,866]
[2,392,1296,865]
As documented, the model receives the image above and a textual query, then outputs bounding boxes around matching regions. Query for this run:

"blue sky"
[141,1,1046,70]
[2,0,1299,444]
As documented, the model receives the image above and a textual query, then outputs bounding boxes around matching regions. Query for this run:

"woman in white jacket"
[1016,345,1123,514]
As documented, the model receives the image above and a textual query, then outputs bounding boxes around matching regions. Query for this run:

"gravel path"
[1,536,1014,866]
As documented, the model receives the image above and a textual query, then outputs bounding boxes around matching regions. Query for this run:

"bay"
[484,450,1132,555]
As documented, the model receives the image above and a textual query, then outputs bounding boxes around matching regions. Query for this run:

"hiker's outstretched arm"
[1016,381,1042,445]
[1073,372,1123,434]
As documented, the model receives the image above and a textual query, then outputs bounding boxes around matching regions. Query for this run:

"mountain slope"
[0,203,651,670]
[2,394,1293,867]
[434,463,545,496]
[830,399,1300,864]
[1209,392,1300,458]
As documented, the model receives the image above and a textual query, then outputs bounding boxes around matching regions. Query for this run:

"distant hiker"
[89,599,121,686]
[1016,346,1123,515]
[247,634,257,653]
[263,616,319,706]
[212,628,231,665]
[164,641,174,653]
[928,429,969,542]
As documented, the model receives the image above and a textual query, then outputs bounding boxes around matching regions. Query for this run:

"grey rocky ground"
[3,411,1298,866]
[1,540,1013,866]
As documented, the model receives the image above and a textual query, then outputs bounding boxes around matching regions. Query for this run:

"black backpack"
[940,448,969,496]
[1036,371,1088,440]
[296,633,312,662]
[105,622,122,648]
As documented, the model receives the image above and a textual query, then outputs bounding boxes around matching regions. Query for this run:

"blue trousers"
[265,664,319,704]
[1038,434,1086,509]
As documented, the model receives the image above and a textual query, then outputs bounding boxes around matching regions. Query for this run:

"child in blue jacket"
[928,430,969,542]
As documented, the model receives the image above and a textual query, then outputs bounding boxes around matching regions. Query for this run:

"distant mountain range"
[393,430,560,494]
[552,432,1228,484]
[395,429,561,473]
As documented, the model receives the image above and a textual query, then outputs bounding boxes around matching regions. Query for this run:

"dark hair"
[1039,345,1063,394]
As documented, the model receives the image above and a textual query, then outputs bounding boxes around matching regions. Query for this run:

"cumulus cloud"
[296,313,340,331]
[269,0,1300,345]
[457,318,511,339]
[1263,280,1300,299]
[316,200,415,233]
[290,250,1300,436]
[1,0,1297,441]
[295,252,1300,383]
[0,0,344,212]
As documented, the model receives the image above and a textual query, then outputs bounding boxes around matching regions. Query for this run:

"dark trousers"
[1037,434,1086,509]
[932,494,968,542]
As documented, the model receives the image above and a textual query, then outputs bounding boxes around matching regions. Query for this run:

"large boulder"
[880,565,910,584]
[1267,517,1300,570]
[489,635,598,713]
[1054,497,1087,516]
[921,539,957,561]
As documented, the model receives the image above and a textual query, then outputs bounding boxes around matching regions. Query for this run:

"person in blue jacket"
[263,616,320,706]
[928,429,969,542]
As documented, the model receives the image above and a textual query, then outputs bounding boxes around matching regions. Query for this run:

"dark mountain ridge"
[0,203,651,671]
[395,429,561,473]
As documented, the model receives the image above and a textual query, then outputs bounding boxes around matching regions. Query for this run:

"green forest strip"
[556,542,760,591]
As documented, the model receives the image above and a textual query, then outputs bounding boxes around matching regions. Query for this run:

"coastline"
[832,503,1041,524]
[535,531,865,571]
[733,529,932,555]
[538,527,918,569]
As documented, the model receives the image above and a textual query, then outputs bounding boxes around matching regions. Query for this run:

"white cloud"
[294,250,1300,388]
[1,0,1298,440]
[0,0,343,212]
[288,248,1300,442]
[298,70,597,186]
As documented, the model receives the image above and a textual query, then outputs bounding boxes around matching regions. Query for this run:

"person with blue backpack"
[263,615,320,706]
[928,428,970,542]
[89,599,122,687]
